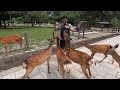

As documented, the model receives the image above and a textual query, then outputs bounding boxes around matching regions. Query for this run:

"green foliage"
[15,17,23,23]
[2,11,120,28]
[8,18,17,24]
[111,18,120,27]
[0,11,10,20]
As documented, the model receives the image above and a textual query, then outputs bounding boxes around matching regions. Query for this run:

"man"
[54,16,76,49]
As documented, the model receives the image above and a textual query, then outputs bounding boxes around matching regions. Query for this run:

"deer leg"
[57,60,59,71]
[19,44,22,52]
[91,52,95,58]
[81,66,90,79]
[57,65,59,71]
[67,68,70,73]
[5,45,7,53]
[111,58,114,64]
[4,45,8,55]
[88,66,91,78]
[20,44,22,51]
[22,66,34,79]
[94,62,97,66]
[47,60,51,74]
[69,69,71,79]
[18,42,22,52]
[60,65,65,79]
[112,60,114,64]
[99,53,107,63]
[91,53,96,65]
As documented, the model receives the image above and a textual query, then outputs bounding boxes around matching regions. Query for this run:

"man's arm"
[69,27,76,32]
[65,24,76,32]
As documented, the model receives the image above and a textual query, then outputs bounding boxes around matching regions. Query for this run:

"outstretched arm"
[70,27,76,32]
[64,24,76,32]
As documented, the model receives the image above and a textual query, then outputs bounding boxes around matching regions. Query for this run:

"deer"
[54,35,72,79]
[22,38,54,79]
[106,46,120,67]
[77,41,119,63]
[64,32,94,79]
[0,34,24,54]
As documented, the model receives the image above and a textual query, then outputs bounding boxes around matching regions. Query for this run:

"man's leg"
[60,40,65,49]
[67,40,70,48]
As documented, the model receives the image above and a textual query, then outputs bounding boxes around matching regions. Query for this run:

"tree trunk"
[0,20,1,28]
[78,27,80,39]
[0,20,1,26]
[31,20,34,27]
[32,23,34,27]
[8,23,9,26]
[7,20,9,26]
[3,20,6,28]
[27,23,28,28]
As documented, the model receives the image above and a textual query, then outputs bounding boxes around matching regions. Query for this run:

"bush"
[111,18,120,27]
[8,18,17,24]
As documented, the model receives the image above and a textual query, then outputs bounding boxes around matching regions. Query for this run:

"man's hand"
[70,29,76,32]
[65,24,76,32]
[65,25,70,29]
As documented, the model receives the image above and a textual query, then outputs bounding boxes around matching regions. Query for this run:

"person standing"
[54,16,76,49]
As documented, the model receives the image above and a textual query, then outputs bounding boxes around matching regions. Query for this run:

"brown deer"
[0,34,24,54]
[106,46,120,67]
[22,38,54,79]
[78,41,119,63]
[54,36,72,79]
[64,32,94,79]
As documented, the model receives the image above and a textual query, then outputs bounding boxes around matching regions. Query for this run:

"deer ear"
[114,44,119,49]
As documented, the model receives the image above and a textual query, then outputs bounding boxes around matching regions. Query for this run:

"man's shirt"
[57,23,72,40]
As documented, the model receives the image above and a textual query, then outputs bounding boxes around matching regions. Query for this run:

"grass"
[0,27,58,51]
[0,26,79,54]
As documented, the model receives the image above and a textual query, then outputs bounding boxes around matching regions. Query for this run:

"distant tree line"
[1,11,120,28]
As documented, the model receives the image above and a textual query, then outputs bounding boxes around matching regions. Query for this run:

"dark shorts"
[60,40,70,49]
[60,40,65,49]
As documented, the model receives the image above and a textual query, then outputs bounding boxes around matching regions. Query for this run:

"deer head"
[63,31,72,41]
[107,44,119,55]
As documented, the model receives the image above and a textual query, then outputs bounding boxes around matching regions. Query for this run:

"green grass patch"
[0,26,78,52]
[0,27,57,51]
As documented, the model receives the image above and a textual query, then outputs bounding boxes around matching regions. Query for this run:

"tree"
[60,11,82,24]
[0,11,27,28]
[1,11,120,29]
[24,11,49,27]
[0,11,10,28]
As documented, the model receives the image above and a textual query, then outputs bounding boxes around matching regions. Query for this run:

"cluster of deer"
[0,33,120,79]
